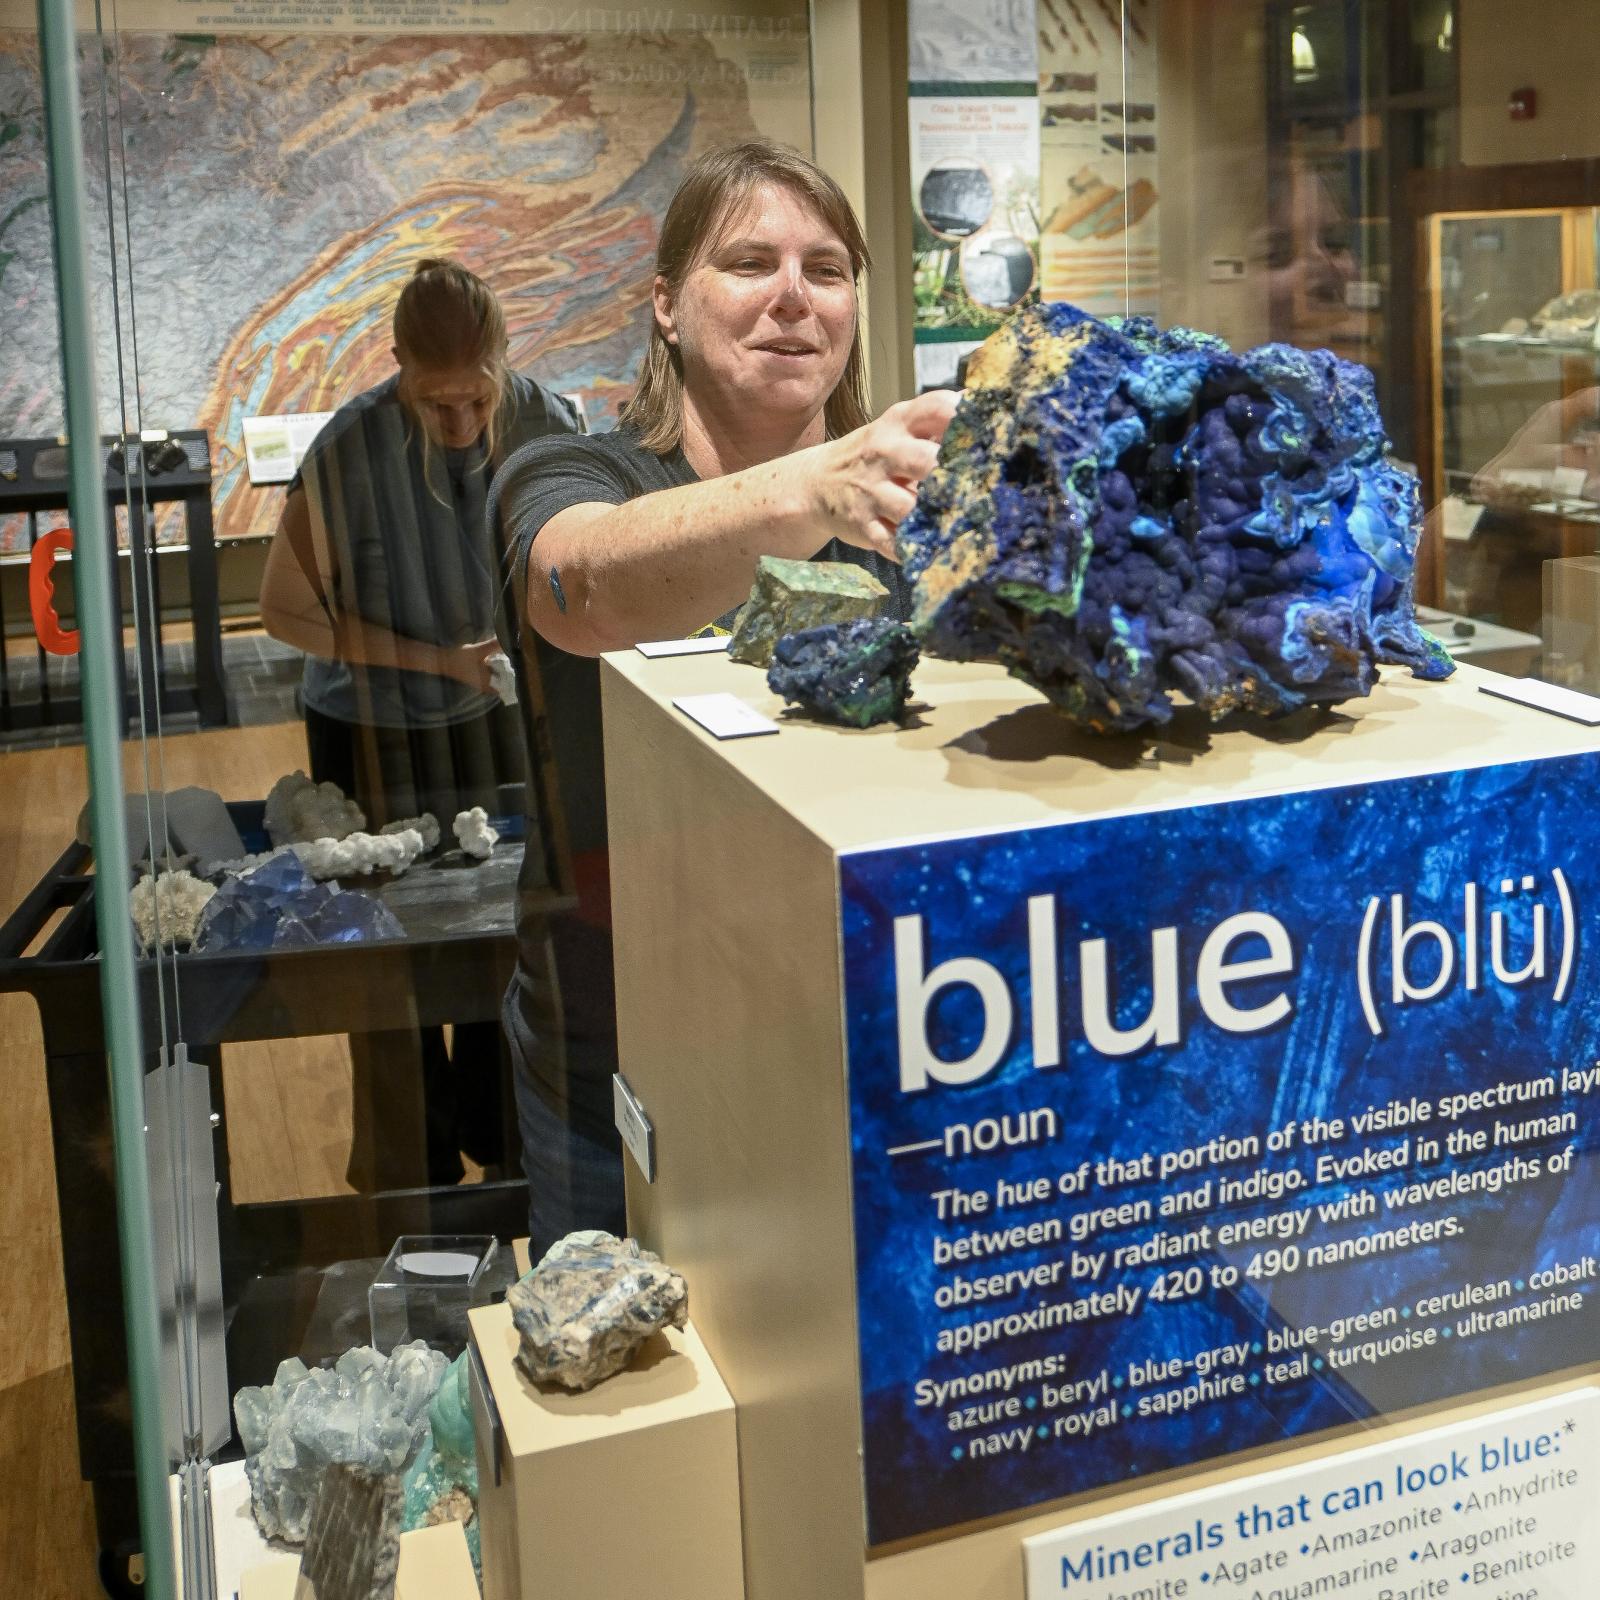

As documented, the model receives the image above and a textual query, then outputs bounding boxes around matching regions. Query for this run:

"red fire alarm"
[1509,86,1537,120]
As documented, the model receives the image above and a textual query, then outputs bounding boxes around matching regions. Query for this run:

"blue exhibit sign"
[841,752,1600,1546]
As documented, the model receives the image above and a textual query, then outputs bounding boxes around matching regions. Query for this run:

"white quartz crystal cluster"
[451,807,498,860]
[264,771,366,847]
[211,848,285,877]
[129,869,216,953]
[507,1231,688,1392]
[234,1342,449,1546]
[292,829,426,881]
[381,813,440,851]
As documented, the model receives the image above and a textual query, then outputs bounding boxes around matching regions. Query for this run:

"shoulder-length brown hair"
[619,139,873,454]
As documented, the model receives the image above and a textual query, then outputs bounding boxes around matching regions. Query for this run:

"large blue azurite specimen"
[897,303,1452,732]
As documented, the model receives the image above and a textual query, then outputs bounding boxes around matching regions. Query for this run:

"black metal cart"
[0,801,546,1566]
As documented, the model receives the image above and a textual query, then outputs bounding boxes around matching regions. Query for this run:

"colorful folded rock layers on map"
[897,302,1453,733]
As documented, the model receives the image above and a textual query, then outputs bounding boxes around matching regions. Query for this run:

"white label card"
[671,692,778,739]
[1480,677,1600,725]
[1440,496,1485,542]
[1023,1388,1599,1597]
[636,636,731,658]
[612,1073,655,1183]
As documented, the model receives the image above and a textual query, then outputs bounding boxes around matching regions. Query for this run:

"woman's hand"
[441,637,502,692]
[808,389,961,558]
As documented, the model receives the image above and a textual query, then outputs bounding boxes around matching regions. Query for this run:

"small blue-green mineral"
[728,555,889,667]
[401,1351,480,1574]
[897,302,1453,732]
[767,618,920,728]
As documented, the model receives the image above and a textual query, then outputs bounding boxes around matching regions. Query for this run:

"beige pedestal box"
[600,647,1600,1600]
[237,1519,477,1599]
[467,1303,743,1600]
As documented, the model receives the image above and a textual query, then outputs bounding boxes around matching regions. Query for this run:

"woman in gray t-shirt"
[259,258,579,1188]
[261,259,579,824]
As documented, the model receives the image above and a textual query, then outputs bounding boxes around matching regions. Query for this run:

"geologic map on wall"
[0,18,802,547]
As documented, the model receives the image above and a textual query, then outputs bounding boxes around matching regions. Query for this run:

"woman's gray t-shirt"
[491,425,908,1127]
[298,371,580,729]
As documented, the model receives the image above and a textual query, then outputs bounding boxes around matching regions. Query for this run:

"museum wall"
[1460,0,1600,166]
[1154,0,1272,351]
[0,1,809,548]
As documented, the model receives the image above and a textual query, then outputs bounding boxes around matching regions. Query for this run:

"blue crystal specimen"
[767,618,921,728]
[897,303,1453,732]
[274,892,405,949]
[193,853,403,953]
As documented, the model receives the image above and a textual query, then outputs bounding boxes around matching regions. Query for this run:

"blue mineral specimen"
[767,617,921,728]
[193,853,403,953]
[897,303,1453,732]
[402,1352,481,1574]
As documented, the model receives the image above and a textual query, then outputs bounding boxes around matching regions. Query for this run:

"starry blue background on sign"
[842,751,1600,1546]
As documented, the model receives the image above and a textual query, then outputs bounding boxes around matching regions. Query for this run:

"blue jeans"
[512,1067,626,1263]
[502,936,626,1263]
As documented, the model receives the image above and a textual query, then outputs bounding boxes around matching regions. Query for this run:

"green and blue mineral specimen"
[728,555,889,667]
[402,1352,481,1575]
[897,303,1452,732]
[766,618,921,728]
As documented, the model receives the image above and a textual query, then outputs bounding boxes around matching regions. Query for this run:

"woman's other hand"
[810,388,961,558]
[444,637,503,692]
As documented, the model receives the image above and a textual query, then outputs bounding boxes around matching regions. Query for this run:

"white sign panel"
[1024,1389,1597,1598]
[241,411,335,485]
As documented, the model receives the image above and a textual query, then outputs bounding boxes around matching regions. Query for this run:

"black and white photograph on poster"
[911,96,1040,335]
[918,158,997,239]
[909,0,1038,85]
[1038,0,1159,315]
[961,231,1038,310]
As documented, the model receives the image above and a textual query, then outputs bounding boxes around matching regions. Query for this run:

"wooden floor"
[0,717,348,1595]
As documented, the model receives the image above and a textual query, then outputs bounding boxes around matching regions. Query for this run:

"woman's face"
[402,362,500,449]
[659,181,857,425]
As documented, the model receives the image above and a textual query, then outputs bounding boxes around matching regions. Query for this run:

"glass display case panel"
[13,0,1600,1593]
[1426,204,1600,646]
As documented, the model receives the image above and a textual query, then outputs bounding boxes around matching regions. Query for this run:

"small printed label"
[1480,676,1600,725]
[612,1073,656,1182]
[671,692,779,739]
[1440,496,1485,542]
[637,636,731,658]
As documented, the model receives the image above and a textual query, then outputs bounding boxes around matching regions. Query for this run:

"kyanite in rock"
[767,617,920,728]
[293,1463,403,1600]
[506,1232,687,1392]
[728,555,889,667]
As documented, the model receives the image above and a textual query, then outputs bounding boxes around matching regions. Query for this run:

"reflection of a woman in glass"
[1258,166,1359,348]
[259,259,580,1188]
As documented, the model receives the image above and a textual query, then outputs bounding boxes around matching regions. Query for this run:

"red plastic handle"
[29,529,80,656]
